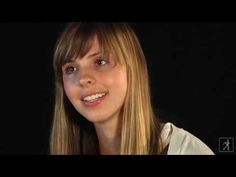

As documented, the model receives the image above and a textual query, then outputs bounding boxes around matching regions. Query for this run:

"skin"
[62,36,127,154]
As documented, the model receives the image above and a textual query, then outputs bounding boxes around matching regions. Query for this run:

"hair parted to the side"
[50,23,163,154]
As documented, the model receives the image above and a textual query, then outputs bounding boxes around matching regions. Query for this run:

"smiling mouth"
[81,92,108,102]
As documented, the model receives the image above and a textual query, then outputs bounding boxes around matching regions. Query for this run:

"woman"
[50,23,214,155]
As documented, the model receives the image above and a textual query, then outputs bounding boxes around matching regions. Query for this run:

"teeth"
[83,93,106,102]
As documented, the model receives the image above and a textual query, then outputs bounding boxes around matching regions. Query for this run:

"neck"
[94,112,121,155]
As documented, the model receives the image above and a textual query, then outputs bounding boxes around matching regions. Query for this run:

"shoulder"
[163,122,214,155]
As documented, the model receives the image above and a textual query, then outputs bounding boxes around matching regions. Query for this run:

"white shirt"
[161,122,214,155]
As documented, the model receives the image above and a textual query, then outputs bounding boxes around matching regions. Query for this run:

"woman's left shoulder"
[166,123,215,155]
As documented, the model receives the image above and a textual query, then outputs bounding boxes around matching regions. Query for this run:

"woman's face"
[62,36,127,124]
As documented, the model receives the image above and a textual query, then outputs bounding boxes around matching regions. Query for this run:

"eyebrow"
[87,52,102,59]
[65,52,102,64]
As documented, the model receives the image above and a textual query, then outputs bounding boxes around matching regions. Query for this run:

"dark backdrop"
[0,23,234,154]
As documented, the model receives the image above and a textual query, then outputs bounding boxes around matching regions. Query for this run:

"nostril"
[79,76,94,86]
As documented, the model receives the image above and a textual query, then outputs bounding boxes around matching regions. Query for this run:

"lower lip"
[82,94,107,107]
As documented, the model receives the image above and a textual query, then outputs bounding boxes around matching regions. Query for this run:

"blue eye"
[96,59,108,66]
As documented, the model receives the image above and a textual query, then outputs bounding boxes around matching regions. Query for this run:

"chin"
[82,112,112,124]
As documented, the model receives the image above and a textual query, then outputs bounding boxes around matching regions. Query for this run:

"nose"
[79,69,95,87]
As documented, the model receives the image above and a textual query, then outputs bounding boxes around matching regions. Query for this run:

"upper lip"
[80,91,108,101]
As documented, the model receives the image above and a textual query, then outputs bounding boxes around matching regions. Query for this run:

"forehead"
[85,36,100,56]
[73,35,101,61]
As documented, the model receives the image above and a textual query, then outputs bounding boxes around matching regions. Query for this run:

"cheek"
[102,67,127,97]
[63,80,79,101]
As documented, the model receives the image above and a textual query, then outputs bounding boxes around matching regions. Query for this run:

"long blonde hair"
[50,23,163,154]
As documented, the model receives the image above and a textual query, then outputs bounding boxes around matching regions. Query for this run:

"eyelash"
[95,59,108,66]
[64,59,108,75]
[64,66,78,74]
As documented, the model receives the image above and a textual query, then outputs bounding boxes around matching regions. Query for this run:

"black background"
[0,22,234,154]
